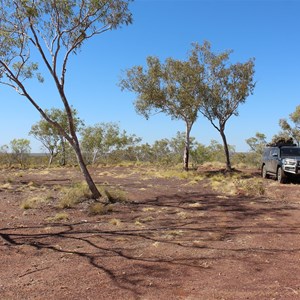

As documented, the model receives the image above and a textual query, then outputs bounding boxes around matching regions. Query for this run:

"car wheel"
[262,165,268,179]
[277,167,287,183]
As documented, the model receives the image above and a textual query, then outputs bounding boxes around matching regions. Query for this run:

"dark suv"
[261,144,300,183]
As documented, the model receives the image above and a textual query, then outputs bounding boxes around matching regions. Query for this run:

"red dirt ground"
[1,166,300,299]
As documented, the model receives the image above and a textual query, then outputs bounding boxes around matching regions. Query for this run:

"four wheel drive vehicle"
[261,144,300,183]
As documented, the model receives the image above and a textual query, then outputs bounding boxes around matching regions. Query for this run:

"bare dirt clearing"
[1,166,300,299]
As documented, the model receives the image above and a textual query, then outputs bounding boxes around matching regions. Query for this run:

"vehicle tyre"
[277,167,287,183]
[262,165,269,179]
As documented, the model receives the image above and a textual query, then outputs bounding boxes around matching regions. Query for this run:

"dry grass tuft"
[0,183,12,190]
[88,203,113,215]
[20,195,51,209]
[176,211,188,219]
[58,182,91,208]
[142,207,155,212]
[97,186,129,204]
[109,218,122,226]
[208,172,265,197]
[46,212,69,222]
[234,178,265,196]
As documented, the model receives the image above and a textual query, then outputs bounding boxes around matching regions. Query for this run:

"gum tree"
[10,138,31,167]
[197,41,255,171]
[120,46,206,171]
[278,105,300,146]
[30,107,84,167]
[80,122,140,164]
[0,0,133,198]
[246,132,267,155]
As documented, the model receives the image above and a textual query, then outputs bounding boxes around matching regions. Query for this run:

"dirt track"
[1,166,300,299]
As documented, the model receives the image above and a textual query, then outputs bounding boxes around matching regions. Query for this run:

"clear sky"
[1,0,300,153]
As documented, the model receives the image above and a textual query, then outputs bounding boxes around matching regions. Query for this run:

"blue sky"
[1,0,300,152]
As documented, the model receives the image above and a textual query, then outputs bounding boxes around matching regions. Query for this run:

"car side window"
[272,149,278,157]
[263,148,271,159]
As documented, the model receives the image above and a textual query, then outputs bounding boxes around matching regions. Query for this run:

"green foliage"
[30,107,84,166]
[80,122,141,164]
[245,132,267,167]
[120,46,207,170]
[190,143,212,164]
[10,138,31,168]
[277,105,300,145]
[120,41,255,171]
[246,132,266,155]
[0,145,12,167]
[196,41,255,170]
[268,135,295,147]
[0,0,133,199]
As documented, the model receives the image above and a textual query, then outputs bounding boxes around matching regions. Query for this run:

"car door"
[269,148,279,174]
[264,148,272,173]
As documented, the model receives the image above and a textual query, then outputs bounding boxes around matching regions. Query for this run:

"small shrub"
[134,220,144,226]
[142,207,155,212]
[58,182,92,208]
[177,211,187,219]
[109,218,121,226]
[0,182,13,190]
[20,200,34,210]
[234,178,265,196]
[46,212,69,222]
[20,196,50,209]
[139,216,154,223]
[5,177,13,183]
[88,203,113,215]
[201,161,226,169]
[97,186,128,204]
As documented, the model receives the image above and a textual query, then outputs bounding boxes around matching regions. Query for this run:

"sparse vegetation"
[58,182,92,208]
[20,195,51,209]
[46,212,69,222]
[97,186,129,204]
[234,178,265,196]
[88,203,113,215]
[109,218,122,226]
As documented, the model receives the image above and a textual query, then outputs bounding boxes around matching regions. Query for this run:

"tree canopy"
[120,45,207,170]
[197,41,255,170]
[30,107,84,166]
[120,41,255,171]
[0,0,133,198]
[278,105,300,146]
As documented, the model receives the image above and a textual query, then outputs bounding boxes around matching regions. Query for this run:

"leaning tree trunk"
[220,127,232,171]
[72,141,101,199]
[55,86,102,199]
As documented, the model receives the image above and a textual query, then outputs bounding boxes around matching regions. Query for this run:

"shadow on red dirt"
[1,166,300,299]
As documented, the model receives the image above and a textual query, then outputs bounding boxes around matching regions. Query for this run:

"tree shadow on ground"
[1,191,300,298]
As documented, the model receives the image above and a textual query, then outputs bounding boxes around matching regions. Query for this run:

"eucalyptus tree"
[10,138,31,167]
[197,41,255,171]
[169,131,197,164]
[30,107,84,166]
[246,132,267,155]
[80,122,140,164]
[278,105,300,146]
[120,46,206,170]
[0,0,133,198]
[0,145,11,166]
